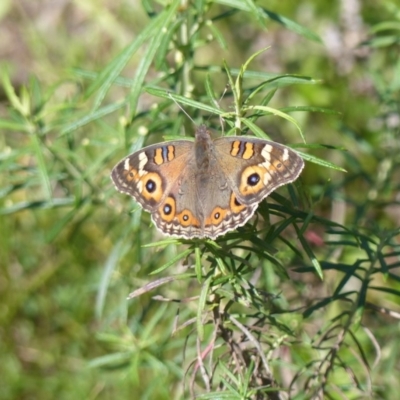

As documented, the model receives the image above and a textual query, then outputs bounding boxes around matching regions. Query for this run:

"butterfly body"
[111,125,304,239]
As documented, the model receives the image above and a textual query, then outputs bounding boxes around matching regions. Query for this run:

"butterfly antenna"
[205,83,230,135]
[167,92,196,125]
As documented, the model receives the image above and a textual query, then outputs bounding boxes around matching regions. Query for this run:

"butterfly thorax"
[194,124,214,171]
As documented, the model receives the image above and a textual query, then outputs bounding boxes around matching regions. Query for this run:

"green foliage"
[1,0,400,399]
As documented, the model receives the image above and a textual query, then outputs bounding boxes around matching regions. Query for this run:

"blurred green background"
[1,0,400,399]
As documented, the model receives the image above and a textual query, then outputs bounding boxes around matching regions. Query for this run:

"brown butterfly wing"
[111,140,194,213]
[214,136,304,205]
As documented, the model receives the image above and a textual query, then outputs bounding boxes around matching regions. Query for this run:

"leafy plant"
[1,1,400,399]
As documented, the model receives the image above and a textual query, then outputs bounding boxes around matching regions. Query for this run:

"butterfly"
[111,124,304,239]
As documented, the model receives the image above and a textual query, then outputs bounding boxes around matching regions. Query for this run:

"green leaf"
[150,248,193,274]
[197,275,212,341]
[86,0,181,111]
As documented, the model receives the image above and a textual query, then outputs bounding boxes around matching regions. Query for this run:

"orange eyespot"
[230,193,246,213]
[177,210,200,227]
[141,172,163,202]
[159,196,176,222]
[205,207,228,226]
[239,166,265,195]
[124,167,138,181]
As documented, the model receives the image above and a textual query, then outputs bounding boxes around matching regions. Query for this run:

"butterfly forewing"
[213,136,304,205]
